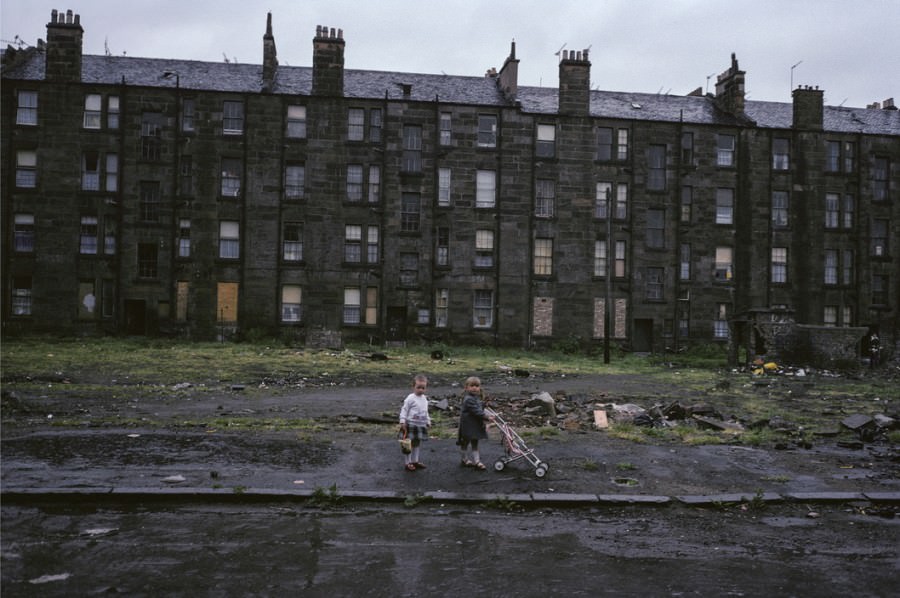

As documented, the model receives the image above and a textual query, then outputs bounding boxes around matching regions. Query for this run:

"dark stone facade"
[2,10,898,367]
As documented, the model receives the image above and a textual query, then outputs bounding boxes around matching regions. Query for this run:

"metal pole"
[604,187,611,364]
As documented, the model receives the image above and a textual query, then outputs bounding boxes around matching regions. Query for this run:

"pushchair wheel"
[535,465,548,478]
[493,460,506,472]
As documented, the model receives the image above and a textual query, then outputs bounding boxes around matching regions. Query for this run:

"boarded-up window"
[176,281,189,321]
[593,298,628,339]
[365,287,378,325]
[532,297,553,336]
[217,282,239,323]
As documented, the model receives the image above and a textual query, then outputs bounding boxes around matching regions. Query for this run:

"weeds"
[309,484,342,507]
[482,496,522,512]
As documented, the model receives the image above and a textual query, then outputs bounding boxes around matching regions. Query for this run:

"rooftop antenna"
[554,43,567,62]
[705,72,715,95]
[790,60,803,93]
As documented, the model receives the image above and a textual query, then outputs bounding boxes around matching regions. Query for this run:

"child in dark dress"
[457,376,493,470]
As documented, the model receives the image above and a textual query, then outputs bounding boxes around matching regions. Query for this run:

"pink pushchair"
[486,408,549,478]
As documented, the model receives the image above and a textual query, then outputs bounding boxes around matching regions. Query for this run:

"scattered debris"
[162,475,186,483]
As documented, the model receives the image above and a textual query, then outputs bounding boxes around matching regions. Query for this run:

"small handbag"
[399,432,412,454]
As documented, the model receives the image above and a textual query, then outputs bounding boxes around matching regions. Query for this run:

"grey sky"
[2,0,897,108]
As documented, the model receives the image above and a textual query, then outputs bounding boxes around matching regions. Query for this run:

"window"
[348,108,365,141]
[715,188,734,225]
[476,170,496,208]
[223,100,244,135]
[11,277,32,316]
[473,290,494,328]
[369,108,382,143]
[438,168,452,207]
[400,253,418,286]
[771,247,788,283]
[842,306,852,327]
[646,209,665,249]
[344,225,362,263]
[536,124,555,158]
[681,186,692,223]
[716,134,735,167]
[535,179,555,218]
[346,164,363,202]
[647,144,666,190]
[78,281,96,320]
[343,288,361,324]
[436,227,450,267]
[16,150,36,188]
[597,127,612,161]
[825,193,839,228]
[842,249,854,285]
[141,112,162,161]
[84,94,102,128]
[181,98,194,132]
[679,243,691,280]
[646,267,664,300]
[402,125,422,173]
[401,193,421,232]
[681,132,694,165]
[221,158,242,197]
[823,306,837,327]
[843,141,856,173]
[772,138,790,170]
[286,105,306,138]
[842,194,854,229]
[475,229,494,268]
[178,219,191,258]
[104,217,116,255]
[138,243,158,278]
[872,157,889,202]
[615,240,627,278]
[106,154,118,192]
[282,285,302,322]
[714,303,729,339]
[532,297,553,337]
[107,96,119,129]
[872,219,888,257]
[16,91,37,125]
[368,165,381,204]
[826,141,840,172]
[439,112,452,146]
[140,182,160,222]
[285,164,305,199]
[615,184,628,219]
[435,289,449,327]
[283,222,303,261]
[715,247,733,281]
[180,155,193,196]
[824,249,837,285]
[595,182,611,219]
[593,240,607,277]
[872,274,888,306]
[534,238,553,276]
[218,221,240,259]
[367,226,379,263]
[478,114,497,147]
[617,129,629,161]
[14,214,35,252]
[772,191,789,228]
[82,151,101,191]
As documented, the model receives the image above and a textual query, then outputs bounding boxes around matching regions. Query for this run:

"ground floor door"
[124,300,146,335]
[633,318,653,352]
[386,306,406,342]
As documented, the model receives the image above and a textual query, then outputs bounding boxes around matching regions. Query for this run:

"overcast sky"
[3,0,897,108]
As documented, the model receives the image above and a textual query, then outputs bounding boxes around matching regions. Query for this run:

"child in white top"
[399,374,432,471]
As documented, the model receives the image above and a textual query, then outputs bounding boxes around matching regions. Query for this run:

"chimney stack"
[262,12,278,93]
[497,40,519,102]
[792,85,824,130]
[714,53,746,116]
[45,8,83,83]
[558,47,591,116]
[312,25,345,97]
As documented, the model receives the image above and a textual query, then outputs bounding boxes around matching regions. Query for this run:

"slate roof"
[4,50,899,136]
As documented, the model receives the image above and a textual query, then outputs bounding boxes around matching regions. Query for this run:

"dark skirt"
[405,425,429,442]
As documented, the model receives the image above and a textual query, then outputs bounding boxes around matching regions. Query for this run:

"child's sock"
[472,450,481,464]
[411,446,420,463]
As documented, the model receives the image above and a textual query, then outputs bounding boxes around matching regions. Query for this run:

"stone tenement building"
[2,9,899,364]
